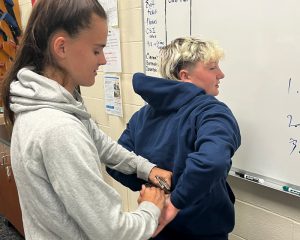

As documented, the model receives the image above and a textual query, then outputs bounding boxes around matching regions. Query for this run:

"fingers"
[149,167,173,189]
[143,184,165,199]
[140,184,146,193]
[138,185,176,237]
[137,185,146,204]
[139,184,166,210]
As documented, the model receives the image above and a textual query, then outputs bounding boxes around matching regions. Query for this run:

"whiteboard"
[143,0,300,192]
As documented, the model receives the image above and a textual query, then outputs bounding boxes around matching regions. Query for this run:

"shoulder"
[190,95,239,130]
[127,104,149,123]
[187,95,233,116]
[16,108,88,143]
[42,108,83,128]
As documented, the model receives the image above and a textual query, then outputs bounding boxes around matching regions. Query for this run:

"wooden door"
[0,144,24,236]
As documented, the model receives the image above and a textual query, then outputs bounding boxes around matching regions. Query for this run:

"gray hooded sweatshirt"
[9,68,160,240]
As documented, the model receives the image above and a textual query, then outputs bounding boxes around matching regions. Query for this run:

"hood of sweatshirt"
[10,67,90,120]
[132,73,206,112]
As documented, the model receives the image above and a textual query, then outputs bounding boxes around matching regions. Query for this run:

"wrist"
[138,159,156,181]
[167,196,179,213]
[148,166,157,182]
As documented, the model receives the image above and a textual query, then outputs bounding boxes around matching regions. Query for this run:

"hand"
[148,167,172,191]
[137,185,166,211]
[152,196,179,237]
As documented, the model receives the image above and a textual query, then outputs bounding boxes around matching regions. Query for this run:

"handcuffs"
[145,175,171,194]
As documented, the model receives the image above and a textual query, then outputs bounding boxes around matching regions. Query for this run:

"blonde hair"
[159,37,224,80]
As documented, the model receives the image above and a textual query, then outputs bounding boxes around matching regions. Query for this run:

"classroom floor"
[0,215,24,240]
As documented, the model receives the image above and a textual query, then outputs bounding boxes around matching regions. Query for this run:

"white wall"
[19,1,300,239]
[18,0,32,30]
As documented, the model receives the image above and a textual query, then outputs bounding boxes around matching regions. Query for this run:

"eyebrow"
[94,43,106,48]
[206,62,218,66]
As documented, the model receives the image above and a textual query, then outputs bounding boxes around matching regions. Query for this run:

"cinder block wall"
[20,1,300,239]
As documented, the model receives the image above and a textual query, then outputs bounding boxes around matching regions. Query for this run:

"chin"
[86,78,96,86]
[210,91,218,96]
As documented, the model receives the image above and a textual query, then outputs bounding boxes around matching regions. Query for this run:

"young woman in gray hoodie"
[1,1,172,239]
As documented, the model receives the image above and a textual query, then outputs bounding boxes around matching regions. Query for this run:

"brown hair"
[1,0,107,128]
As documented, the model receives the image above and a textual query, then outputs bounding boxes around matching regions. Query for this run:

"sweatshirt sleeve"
[170,105,241,209]
[106,118,146,192]
[89,119,156,181]
[41,121,160,240]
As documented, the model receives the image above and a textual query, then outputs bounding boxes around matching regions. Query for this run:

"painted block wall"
[19,1,300,240]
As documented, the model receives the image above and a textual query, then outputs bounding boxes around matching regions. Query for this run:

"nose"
[99,52,107,66]
[217,69,225,80]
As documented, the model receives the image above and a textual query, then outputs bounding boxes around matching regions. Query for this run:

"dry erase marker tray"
[230,167,300,198]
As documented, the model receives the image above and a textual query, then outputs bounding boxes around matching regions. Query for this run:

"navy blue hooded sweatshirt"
[107,73,241,240]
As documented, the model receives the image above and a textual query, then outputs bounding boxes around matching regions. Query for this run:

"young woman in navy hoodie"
[107,37,241,240]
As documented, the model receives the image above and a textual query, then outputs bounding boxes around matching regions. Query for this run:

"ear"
[51,34,67,59]
[178,69,192,82]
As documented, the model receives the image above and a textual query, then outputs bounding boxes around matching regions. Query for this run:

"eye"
[94,50,100,55]
[209,66,218,71]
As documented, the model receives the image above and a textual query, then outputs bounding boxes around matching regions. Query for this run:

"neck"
[43,65,75,93]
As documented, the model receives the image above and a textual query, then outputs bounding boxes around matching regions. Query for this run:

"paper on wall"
[104,74,123,117]
[103,27,122,73]
[98,0,118,26]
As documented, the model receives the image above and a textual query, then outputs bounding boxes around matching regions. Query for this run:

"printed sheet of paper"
[104,74,123,117]
[143,0,166,77]
[103,27,122,73]
[98,0,118,26]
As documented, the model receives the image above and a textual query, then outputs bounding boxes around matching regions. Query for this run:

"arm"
[106,114,145,191]
[170,105,241,210]
[89,116,172,192]
[88,119,155,182]
[42,121,162,240]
